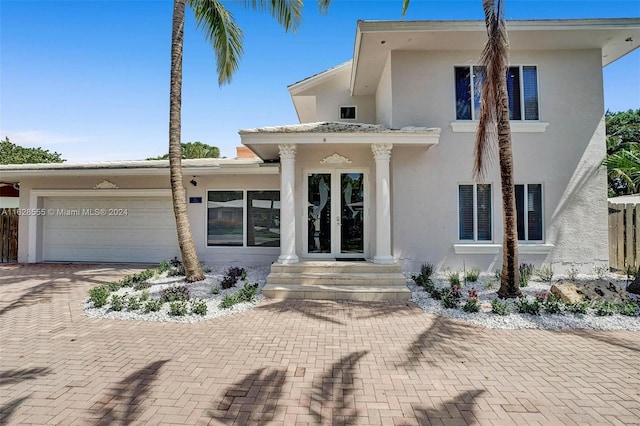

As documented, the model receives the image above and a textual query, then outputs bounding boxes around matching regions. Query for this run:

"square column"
[372,143,394,264]
[278,144,299,264]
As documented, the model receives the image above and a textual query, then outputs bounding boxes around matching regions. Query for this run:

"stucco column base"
[373,255,395,265]
[277,254,299,265]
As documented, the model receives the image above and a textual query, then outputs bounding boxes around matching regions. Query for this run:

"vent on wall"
[340,106,356,120]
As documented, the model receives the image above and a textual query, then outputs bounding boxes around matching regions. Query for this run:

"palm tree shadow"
[0,395,30,424]
[257,299,345,325]
[0,367,51,386]
[344,300,420,321]
[92,359,169,425]
[309,350,368,423]
[414,389,486,425]
[208,367,288,424]
[397,317,476,370]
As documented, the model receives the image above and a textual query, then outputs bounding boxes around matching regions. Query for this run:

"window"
[455,65,539,121]
[340,106,356,120]
[459,184,492,241]
[515,184,543,241]
[207,190,280,247]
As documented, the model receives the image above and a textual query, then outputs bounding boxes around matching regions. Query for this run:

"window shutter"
[459,185,474,240]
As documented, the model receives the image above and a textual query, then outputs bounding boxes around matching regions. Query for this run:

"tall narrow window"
[522,66,539,120]
[515,183,543,241]
[459,183,492,241]
[247,191,280,247]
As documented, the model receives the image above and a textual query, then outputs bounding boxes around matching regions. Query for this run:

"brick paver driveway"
[1,264,639,425]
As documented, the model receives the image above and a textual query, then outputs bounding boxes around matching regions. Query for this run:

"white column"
[278,144,299,264]
[372,143,394,265]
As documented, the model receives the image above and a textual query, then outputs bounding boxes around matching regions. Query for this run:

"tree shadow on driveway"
[0,367,51,386]
[92,359,169,425]
[413,389,486,425]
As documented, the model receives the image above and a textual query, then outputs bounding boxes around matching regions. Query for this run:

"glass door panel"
[340,173,364,254]
[307,174,331,253]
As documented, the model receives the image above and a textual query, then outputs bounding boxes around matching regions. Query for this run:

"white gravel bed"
[84,265,270,323]
[408,272,640,331]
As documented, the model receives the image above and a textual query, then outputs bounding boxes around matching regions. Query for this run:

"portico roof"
[239,121,441,160]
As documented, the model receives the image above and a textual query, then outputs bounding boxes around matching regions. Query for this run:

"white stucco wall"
[375,54,393,127]
[389,49,608,273]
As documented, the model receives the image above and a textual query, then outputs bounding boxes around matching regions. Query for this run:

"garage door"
[43,197,179,263]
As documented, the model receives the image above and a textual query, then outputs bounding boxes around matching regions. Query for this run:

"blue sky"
[1,0,639,162]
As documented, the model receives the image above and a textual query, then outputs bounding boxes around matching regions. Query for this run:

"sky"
[1,0,639,163]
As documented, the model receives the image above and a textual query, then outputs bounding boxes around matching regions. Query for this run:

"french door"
[304,171,367,258]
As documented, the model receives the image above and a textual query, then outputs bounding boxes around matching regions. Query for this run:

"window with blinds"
[455,65,539,121]
[459,184,492,241]
[515,183,543,241]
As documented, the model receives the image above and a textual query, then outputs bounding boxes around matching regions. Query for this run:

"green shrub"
[464,267,480,283]
[219,294,237,309]
[191,299,208,316]
[441,285,462,309]
[485,280,495,290]
[110,294,125,312]
[211,286,220,295]
[519,263,534,288]
[565,264,579,281]
[89,286,109,308]
[140,290,150,302]
[169,300,188,316]
[220,266,247,289]
[127,296,141,311]
[158,260,172,273]
[542,293,563,314]
[618,301,639,317]
[107,281,122,292]
[161,286,190,303]
[534,266,554,283]
[413,263,435,291]
[448,271,461,287]
[219,283,260,309]
[491,299,511,315]
[594,301,616,316]
[144,299,163,313]
[429,287,443,300]
[515,296,541,315]
[168,266,186,277]
[566,301,590,314]
[462,288,481,313]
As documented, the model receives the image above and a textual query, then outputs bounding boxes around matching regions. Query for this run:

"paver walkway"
[1,264,639,425]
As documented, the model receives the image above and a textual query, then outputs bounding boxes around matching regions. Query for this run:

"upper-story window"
[340,106,356,120]
[455,65,539,121]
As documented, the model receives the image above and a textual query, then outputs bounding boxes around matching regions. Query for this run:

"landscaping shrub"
[413,263,435,290]
[519,263,534,287]
[534,266,554,283]
[448,271,461,287]
[161,286,191,303]
[220,266,247,289]
[515,296,541,315]
[107,281,122,292]
[110,294,125,312]
[144,299,163,313]
[211,286,220,295]
[89,286,109,308]
[464,267,480,283]
[592,265,607,280]
[539,292,563,314]
[191,299,208,316]
[594,301,616,316]
[441,285,462,309]
[565,264,579,281]
[169,300,188,316]
[566,301,590,314]
[140,290,150,302]
[127,296,141,311]
[491,299,511,316]
[617,301,639,317]
[219,294,237,309]
[462,288,481,313]
[219,283,260,309]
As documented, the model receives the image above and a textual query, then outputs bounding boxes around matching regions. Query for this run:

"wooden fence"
[1,208,19,263]
[609,202,640,271]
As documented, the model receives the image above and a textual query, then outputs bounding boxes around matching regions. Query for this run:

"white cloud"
[1,130,85,146]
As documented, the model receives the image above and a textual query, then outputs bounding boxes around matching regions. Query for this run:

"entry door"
[306,171,366,258]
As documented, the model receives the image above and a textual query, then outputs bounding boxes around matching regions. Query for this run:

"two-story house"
[2,18,639,300]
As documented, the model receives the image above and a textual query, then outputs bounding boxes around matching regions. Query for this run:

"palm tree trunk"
[496,73,520,298]
[170,0,205,282]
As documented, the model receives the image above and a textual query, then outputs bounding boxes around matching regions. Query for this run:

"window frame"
[454,64,540,122]
[206,189,280,248]
[457,182,493,243]
[515,183,544,242]
[339,105,357,120]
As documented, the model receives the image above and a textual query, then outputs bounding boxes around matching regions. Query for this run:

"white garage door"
[43,197,179,263]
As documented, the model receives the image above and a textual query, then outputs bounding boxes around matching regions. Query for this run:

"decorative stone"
[551,280,629,304]
[627,276,640,295]
[320,153,352,164]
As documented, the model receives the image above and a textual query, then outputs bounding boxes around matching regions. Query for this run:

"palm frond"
[244,0,303,32]
[473,0,508,181]
[401,0,411,17]
[188,0,244,86]
[317,0,331,14]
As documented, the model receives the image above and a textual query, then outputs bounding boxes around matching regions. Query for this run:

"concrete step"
[262,284,411,301]
[270,261,401,274]
[266,272,408,286]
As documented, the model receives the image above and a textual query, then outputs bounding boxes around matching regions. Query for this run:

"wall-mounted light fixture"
[190,178,198,186]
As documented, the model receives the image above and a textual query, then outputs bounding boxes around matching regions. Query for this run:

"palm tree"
[603,144,640,196]
[169,0,330,281]
[474,0,520,298]
[402,0,520,297]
